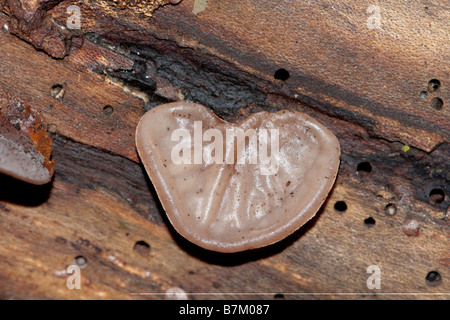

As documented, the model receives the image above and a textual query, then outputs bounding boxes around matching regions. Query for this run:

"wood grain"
[0,0,448,299]
[49,0,450,152]
[0,13,142,161]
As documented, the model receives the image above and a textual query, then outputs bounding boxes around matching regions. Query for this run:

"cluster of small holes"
[50,84,116,119]
[61,75,444,292]
[332,162,373,225]
[50,84,118,128]
[380,191,443,285]
[420,79,444,110]
[333,155,445,287]
[353,157,444,285]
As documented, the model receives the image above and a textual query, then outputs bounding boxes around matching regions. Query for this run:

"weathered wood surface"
[0,0,449,299]
[52,0,450,151]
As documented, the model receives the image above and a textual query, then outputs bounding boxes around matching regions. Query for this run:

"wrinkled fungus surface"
[136,102,340,252]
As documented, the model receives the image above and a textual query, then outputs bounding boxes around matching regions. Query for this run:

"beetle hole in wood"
[274,68,290,81]
[427,79,440,92]
[384,203,397,216]
[72,255,88,269]
[425,271,442,287]
[357,161,372,176]
[429,188,445,204]
[50,84,65,99]
[364,217,376,228]
[103,105,114,115]
[334,201,347,212]
[274,293,285,299]
[430,97,443,110]
[133,240,151,257]
[419,91,428,99]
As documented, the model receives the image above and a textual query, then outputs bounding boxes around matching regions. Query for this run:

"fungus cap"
[0,91,55,185]
[136,102,340,252]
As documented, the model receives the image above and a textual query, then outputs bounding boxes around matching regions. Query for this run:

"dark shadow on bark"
[0,173,52,207]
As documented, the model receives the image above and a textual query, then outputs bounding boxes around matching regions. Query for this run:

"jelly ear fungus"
[136,102,340,253]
